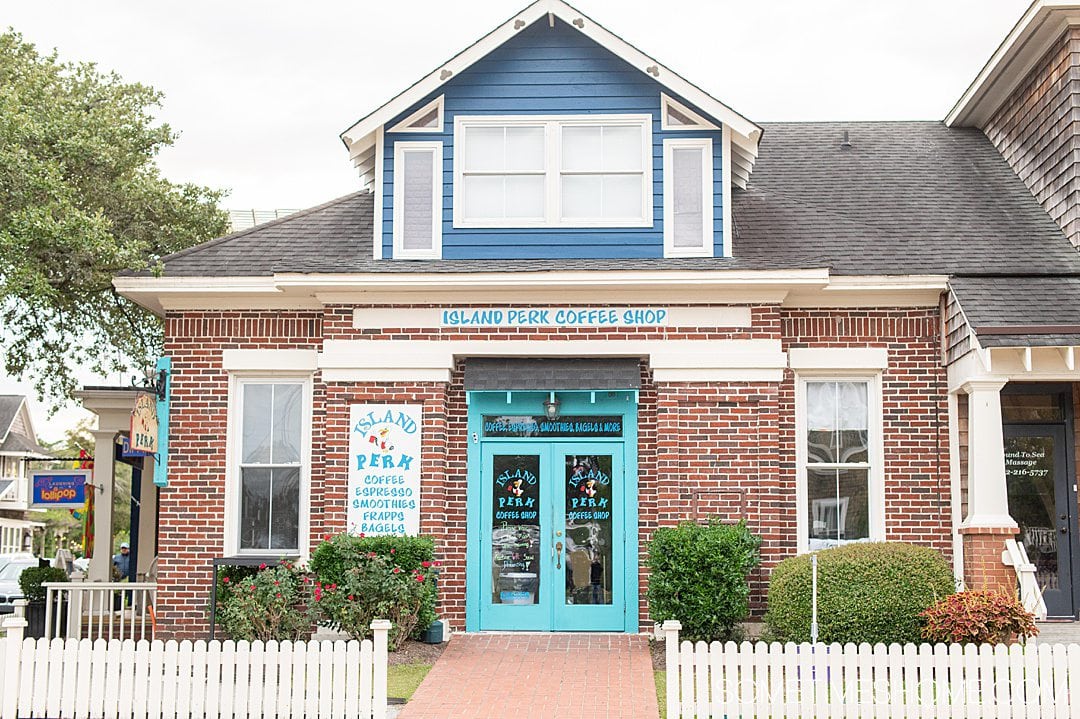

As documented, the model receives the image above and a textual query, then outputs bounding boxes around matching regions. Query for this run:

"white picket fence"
[661,620,1080,718]
[0,615,390,719]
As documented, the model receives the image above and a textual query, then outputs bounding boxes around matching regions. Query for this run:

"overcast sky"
[2,0,1031,439]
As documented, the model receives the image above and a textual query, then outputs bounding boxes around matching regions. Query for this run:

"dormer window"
[453,115,652,228]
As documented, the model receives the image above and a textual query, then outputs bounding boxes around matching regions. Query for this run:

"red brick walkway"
[399,633,659,719]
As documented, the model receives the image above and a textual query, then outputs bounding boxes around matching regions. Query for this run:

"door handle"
[555,541,563,569]
[1062,527,1069,535]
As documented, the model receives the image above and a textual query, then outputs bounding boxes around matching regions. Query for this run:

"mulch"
[389,639,446,666]
[651,639,666,670]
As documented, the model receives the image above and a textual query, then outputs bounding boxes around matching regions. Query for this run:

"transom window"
[235,381,306,552]
[798,378,883,552]
[453,115,652,228]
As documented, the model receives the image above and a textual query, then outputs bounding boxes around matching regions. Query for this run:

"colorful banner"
[30,469,89,507]
[347,404,422,536]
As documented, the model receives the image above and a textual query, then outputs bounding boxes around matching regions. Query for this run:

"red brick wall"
[780,309,952,558]
[158,303,950,636]
[160,312,323,638]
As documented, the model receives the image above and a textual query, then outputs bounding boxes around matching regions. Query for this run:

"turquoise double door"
[478,440,627,631]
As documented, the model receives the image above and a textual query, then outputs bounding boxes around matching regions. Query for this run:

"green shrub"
[19,566,68,603]
[315,552,436,650]
[216,562,316,642]
[921,590,1038,644]
[647,519,761,642]
[764,542,955,644]
[311,533,438,637]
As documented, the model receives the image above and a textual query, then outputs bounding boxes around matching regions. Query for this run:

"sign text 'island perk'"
[347,404,422,536]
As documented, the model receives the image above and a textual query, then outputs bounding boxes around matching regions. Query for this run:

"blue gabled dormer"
[340,0,761,262]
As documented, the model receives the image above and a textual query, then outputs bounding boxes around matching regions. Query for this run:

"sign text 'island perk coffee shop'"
[101,0,1080,636]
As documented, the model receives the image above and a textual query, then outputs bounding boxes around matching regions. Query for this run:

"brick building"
[90,0,1080,636]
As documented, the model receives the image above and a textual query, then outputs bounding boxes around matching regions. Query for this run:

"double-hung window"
[798,378,883,552]
[233,380,308,553]
[454,115,652,228]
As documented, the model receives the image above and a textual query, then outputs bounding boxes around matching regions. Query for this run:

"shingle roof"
[152,120,1080,279]
[949,276,1080,348]
[0,396,25,441]
[0,431,51,457]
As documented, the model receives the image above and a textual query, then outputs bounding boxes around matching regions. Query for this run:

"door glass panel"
[1005,436,1060,594]
[490,455,541,605]
[564,454,614,605]
[1002,394,1064,423]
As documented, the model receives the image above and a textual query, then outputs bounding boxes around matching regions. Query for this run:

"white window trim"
[224,373,314,560]
[452,114,654,229]
[662,137,714,258]
[393,141,443,260]
[660,92,719,131]
[388,95,444,134]
[794,372,886,555]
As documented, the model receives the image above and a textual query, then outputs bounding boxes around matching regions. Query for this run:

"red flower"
[434,561,441,567]
[330,583,337,590]
[348,594,354,601]
[314,587,322,601]
[275,592,282,599]
[259,563,267,570]
[367,552,377,559]
[359,533,365,538]
[273,580,280,586]
[222,576,230,584]
[393,567,401,574]
[421,561,431,568]
[415,574,425,582]
[389,548,395,554]
[323,534,331,541]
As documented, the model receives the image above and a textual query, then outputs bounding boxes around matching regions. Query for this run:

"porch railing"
[1002,538,1047,620]
[43,581,157,641]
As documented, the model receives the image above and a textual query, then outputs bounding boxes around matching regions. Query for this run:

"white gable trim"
[340,0,761,163]
[388,95,445,134]
[660,93,719,131]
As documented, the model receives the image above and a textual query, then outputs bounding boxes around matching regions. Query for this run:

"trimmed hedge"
[647,519,761,642]
[18,565,67,603]
[764,542,955,644]
[310,534,437,637]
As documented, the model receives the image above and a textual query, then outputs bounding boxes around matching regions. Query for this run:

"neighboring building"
[227,209,300,233]
[110,0,1080,637]
[0,396,51,554]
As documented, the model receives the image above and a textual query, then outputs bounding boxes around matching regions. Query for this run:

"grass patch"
[655,671,666,719]
[388,664,432,702]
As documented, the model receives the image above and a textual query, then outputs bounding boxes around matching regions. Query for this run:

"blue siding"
[382,18,725,260]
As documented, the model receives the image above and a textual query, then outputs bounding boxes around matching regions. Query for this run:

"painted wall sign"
[348,404,422,536]
[30,470,89,507]
[441,307,668,327]
[353,306,753,330]
[130,393,159,454]
[483,415,623,439]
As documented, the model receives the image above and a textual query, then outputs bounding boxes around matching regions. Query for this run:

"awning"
[463,358,641,391]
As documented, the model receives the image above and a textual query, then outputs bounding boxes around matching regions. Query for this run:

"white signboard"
[348,404,421,536]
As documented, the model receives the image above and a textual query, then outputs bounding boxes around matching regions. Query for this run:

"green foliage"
[764,542,956,644]
[0,30,228,404]
[646,519,761,642]
[921,590,1038,644]
[311,534,439,647]
[18,565,67,603]
[215,562,316,642]
[315,552,436,650]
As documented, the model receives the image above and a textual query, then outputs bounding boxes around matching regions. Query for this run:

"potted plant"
[18,565,69,638]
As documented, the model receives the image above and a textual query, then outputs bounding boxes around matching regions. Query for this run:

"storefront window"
[238,382,303,551]
[1001,393,1065,423]
[803,380,875,551]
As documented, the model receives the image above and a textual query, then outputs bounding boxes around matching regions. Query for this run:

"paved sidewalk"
[398,633,659,719]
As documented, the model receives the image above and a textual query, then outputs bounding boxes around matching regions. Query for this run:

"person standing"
[112,541,131,580]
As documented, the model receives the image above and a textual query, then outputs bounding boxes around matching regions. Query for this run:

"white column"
[960,380,1017,529]
[88,429,116,582]
[136,456,158,578]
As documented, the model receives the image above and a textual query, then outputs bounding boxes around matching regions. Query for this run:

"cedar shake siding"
[983,27,1080,249]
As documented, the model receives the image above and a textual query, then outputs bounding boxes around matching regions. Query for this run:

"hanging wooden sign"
[130,392,159,454]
